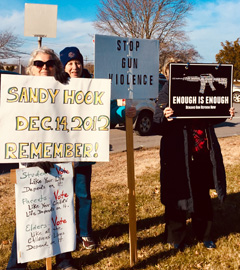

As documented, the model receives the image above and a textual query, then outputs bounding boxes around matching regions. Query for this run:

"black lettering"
[132,75,136,85]
[127,74,130,85]
[122,58,138,69]
[150,75,153,85]
[136,41,140,51]
[129,41,133,51]
[128,58,131,68]
[120,74,124,85]
[117,40,140,52]
[122,58,126,68]
[137,75,142,85]
[133,58,138,68]
[143,75,147,85]
[123,40,127,50]
[117,40,121,51]
[111,74,154,86]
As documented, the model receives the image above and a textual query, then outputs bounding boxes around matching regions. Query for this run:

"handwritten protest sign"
[94,34,159,99]
[15,163,75,263]
[169,63,233,118]
[0,75,111,163]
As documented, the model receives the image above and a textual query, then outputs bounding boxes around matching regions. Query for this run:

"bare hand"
[163,107,174,121]
[229,107,235,120]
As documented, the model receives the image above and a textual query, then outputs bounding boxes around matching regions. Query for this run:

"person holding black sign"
[7,47,76,270]
[153,60,235,250]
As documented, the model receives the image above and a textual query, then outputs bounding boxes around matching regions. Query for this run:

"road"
[110,103,240,153]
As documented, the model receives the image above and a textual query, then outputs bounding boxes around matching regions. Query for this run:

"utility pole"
[38,37,42,48]
[18,57,21,74]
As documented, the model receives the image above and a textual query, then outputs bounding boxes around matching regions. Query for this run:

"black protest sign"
[169,63,233,118]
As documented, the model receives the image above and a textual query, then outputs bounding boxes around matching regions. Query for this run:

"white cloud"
[54,18,96,61]
[9,0,240,65]
[0,9,96,64]
[0,10,24,35]
[185,0,240,62]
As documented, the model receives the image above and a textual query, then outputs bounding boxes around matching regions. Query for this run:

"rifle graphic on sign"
[172,73,228,94]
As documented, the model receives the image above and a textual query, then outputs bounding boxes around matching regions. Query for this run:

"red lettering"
[51,216,67,226]
[56,166,70,175]
[54,190,69,200]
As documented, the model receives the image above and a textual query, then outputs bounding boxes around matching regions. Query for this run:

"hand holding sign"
[229,107,235,120]
[163,107,174,121]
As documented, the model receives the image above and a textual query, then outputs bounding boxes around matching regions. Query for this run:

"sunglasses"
[33,60,55,68]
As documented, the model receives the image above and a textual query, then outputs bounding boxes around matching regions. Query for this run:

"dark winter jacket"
[153,82,227,209]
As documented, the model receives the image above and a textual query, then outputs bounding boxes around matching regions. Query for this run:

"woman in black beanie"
[60,46,91,79]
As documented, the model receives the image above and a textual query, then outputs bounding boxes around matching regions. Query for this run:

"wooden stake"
[10,169,16,183]
[125,114,137,266]
[46,257,52,270]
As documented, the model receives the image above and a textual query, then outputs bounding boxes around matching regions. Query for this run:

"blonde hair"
[163,59,183,77]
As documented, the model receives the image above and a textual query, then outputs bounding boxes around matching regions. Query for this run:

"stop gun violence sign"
[95,34,159,100]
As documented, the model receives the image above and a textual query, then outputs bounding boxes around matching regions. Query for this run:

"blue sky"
[0,0,239,65]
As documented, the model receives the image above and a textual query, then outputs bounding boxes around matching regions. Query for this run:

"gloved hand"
[25,162,55,173]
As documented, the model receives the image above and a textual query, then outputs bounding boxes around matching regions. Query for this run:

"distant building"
[0,63,25,74]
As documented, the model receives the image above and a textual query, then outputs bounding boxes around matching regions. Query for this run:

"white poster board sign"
[94,34,159,100]
[24,4,57,38]
[0,75,111,163]
[15,163,75,263]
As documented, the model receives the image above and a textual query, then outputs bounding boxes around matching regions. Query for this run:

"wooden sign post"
[125,113,137,266]
[46,258,52,270]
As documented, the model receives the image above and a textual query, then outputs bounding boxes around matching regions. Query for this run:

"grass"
[1,158,240,269]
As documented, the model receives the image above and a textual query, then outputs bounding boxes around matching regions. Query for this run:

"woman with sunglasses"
[7,47,77,270]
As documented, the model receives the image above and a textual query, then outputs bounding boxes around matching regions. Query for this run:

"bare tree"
[0,30,23,60]
[94,0,201,69]
[159,41,201,70]
[85,62,95,76]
